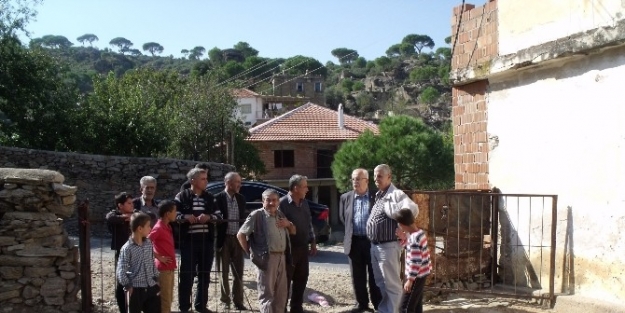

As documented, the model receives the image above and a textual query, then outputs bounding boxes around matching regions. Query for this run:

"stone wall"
[0,168,80,312]
[0,146,235,220]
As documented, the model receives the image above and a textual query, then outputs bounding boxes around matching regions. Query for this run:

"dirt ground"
[86,244,624,313]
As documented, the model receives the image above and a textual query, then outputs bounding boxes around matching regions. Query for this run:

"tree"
[281,55,327,77]
[419,86,440,104]
[39,34,73,49]
[181,49,189,58]
[353,56,367,68]
[435,47,452,61]
[386,44,401,57]
[375,56,392,69]
[410,65,438,82]
[77,33,98,46]
[207,47,223,64]
[402,34,435,54]
[189,46,206,60]
[0,35,80,150]
[399,42,415,56]
[109,37,133,53]
[331,115,454,192]
[0,0,42,37]
[142,42,164,56]
[233,41,258,59]
[128,49,142,56]
[330,47,359,65]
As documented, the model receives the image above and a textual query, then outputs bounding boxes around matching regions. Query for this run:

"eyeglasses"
[351,177,368,182]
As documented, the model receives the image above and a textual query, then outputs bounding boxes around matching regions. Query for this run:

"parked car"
[206,181,330,243]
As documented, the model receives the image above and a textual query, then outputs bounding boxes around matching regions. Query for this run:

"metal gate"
[412,189,558,308]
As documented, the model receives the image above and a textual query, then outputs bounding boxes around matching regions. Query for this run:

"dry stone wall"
[0,168,80,313]
[0,146,235,221]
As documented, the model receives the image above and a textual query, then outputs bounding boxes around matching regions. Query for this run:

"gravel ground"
[83,238,624,313]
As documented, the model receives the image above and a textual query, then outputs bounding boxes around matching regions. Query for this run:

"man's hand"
[197,213,211,224]
[309,243,317,256]
[185,214,196,224]
[276,218,291,228]
[122,213,132,221]
[403,280,413,293]
[158,255,172,264]
[396,228,407,246]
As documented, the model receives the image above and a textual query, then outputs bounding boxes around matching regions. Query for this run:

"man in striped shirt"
[175,168,222,313]
[366,164,418,313]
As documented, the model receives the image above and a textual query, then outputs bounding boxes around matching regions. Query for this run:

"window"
[274,150,294,168]
[314,82,322,92]
[239,104,252,114]
[296,82,304,92]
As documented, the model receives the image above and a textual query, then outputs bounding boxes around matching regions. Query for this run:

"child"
[147,200,177,313]
[106,192,136,313]
[117,212,161,313]
[392,209,431,313]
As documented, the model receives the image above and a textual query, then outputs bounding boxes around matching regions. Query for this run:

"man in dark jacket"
[279,174,317,313]
[175,168,222,313]
[214,172,248,310]
[105,192,138,313]
[133,175,159,226]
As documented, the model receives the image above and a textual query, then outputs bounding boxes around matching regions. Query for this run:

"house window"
[274,150,294,168]
[314,82,322,92]
[296,82,304,92]
[239,104,252,114]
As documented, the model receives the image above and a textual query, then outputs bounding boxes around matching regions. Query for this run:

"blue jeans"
[178,235,214,312]
[370,241,402,313]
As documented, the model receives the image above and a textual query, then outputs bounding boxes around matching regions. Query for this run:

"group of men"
[108,162,420,313]
[108,164,319,313]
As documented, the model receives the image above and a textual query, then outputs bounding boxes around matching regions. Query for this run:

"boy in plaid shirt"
[392,209,431,313]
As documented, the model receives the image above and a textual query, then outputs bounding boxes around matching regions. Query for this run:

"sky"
[24,0,465,63]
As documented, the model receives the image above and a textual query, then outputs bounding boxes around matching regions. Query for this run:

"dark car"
[206,181,330,243]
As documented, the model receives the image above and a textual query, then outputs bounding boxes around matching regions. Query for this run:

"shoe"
[233,303,248,311]
[350,306,371,313]
[195,308,215,313]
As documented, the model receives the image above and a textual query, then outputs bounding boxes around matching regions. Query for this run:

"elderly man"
[214,172,248,311]
[366,164,418,313]
[175,168,222,313]
[340,168,381,313]
[237,189,296,313]
[133,176,159,226]
[279,174,317,313]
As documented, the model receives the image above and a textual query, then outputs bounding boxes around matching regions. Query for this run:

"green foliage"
[419,86,440,104]
[375,56,392,69]
[386,44,401,57]
[233,41,258,59]
[402,34,435,54]
[281,55,327,77]
[399,42,415,56]
[354,92,376,115]
[221,60,245,80]
[0,0,42,37]
[323,85,344,110]
[189,46,206,60]
[0,35,79,150]
[341,79,354,93]
[353,56,366,68]
[352,81,365,91]
[207,47,223,64]
[330,47,359,65]
[109,37,133,53]
[444,36,452,44]
[410,65,437,82]
[331,115,454,192]
[142,42,164,56]
[33,34,73,49]
[77,33,98,46]
[232,125,267,179]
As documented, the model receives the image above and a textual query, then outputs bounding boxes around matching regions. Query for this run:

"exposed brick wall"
[452,81,489,189]
[451,1,498,189]
[451,0,498,70]
[253,141,340,180]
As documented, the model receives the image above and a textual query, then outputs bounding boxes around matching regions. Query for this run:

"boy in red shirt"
[148,200,177,313]
[392,209,431,313]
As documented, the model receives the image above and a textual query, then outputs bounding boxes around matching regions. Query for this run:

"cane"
[125,271,133,313]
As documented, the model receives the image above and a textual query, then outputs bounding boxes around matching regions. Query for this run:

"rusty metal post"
[549,196,558,308]
[78,200,92,313]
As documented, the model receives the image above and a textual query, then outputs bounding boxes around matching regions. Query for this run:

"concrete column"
[330,186,339,227]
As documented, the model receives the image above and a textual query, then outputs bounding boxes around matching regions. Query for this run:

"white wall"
[498,0,625,55]
[487,45,625,304]
[235,96,262,126]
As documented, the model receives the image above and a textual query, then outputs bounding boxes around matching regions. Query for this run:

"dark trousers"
[128,285,161,313]
[178,236,215,312]
[286,246,309,313]
[400,276,427,313]
[349,236,382,310]
[114,250,126,313]
[217,234,244,305]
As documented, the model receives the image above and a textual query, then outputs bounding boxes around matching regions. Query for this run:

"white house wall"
[498,0,625,56]
[487,44,625,304]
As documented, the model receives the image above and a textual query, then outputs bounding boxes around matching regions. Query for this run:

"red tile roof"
[248,102,379,142]
[233,88,260,98]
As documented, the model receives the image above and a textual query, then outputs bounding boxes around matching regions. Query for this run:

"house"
[247,102,379,226]
[234,88,310,127]
[450,0,625,304]
[271,74,325,105]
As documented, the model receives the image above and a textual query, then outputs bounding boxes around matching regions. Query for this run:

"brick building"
[450,0,625,304]
[247,102,379,226]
